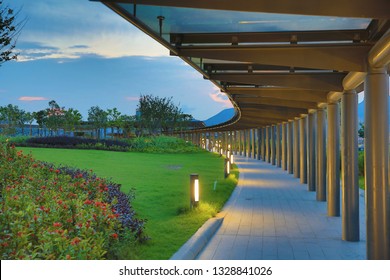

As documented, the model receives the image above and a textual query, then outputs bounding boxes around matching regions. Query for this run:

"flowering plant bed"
[0,142,147,260]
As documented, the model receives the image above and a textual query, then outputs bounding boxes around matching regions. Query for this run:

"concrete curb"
[170,214,224,260]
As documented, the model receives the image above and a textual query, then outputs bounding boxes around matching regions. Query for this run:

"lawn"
[19,147,238,259]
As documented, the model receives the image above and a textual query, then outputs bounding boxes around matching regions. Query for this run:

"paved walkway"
[197,155,366,260]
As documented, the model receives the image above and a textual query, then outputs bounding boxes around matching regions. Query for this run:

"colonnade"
[177,71,389,260]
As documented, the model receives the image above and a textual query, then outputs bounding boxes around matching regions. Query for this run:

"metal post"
[270,126,275,165]
[341,91,359,240]
[276,124,281,167]
[308,112,317,191]
[328,103,340,217]
[287,121,293,174]
[293,119,300,178]
[262,127,266,161]
[316,108,327,201]
[257,128,261,160]
[282,122,287,170]
[246,129,251,157]
[265,126,270,162]
[252,128,256,159]
[300,116,308,184]
[365,67,389,259]
[238,130,242,155]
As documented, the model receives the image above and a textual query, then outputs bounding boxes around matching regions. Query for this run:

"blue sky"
[0,0,232,121]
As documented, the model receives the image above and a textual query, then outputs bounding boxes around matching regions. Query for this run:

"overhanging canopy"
[95,0,390,131]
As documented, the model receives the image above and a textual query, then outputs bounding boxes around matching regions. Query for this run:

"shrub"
[0,142,146,259]
[24,136,130,149]
[358,150,364,176]
[128,136,200,153]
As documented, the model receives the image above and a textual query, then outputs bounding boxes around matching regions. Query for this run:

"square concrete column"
[287,121,294,174]
[308,112,317,191]
[282,122,288,171]
[293,119,300,178]
[251,128,256,159]
[276,124,282,167]
[257,128,262,160]
[300,116,308,184]
[365,67,389,259]
[316,108,327,201]
[341,92,359,241]
[328,102,341,217]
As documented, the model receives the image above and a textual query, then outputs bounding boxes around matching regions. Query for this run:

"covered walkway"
[197,156,366,260]
[98,0,389,259]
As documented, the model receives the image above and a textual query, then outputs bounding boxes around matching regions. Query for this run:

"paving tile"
[196,156,367,260]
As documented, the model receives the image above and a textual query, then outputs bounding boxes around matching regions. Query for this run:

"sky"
[0,0,232,121]
[0,0,386,123]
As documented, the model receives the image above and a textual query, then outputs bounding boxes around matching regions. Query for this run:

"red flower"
[66,255,71,260]
[55,169,60,174]
[33,215,38,222]
[111,233,118,239]
[53,222,62,227]
[70,237,81,245]
[84,199,92,205]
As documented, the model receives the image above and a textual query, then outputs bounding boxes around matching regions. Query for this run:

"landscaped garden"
[0,136,238,260]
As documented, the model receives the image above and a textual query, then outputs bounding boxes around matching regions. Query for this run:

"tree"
[33,110,47,136]
[137,94,184,135]
[45,100,65,135]
[0,1,24,65]
[358,122,364,138]
[88,106,107,139]
[24,112,34,136]
[0,104,21,135]
[107,107,121,139]
[119,114,135,138]
[17,108,27,135]
[63,108,82,135]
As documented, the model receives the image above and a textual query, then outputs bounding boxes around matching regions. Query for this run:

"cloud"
[18,96,49,101]
[208,88,233,108]
[125,96,139,102]
[15,0,168,62]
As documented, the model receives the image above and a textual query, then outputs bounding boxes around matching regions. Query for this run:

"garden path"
[196,155,366,260]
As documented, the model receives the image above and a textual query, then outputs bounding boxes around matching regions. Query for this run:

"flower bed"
[0,142,147,260]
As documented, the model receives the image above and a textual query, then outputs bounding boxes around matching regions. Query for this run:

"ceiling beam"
[226,87,329,103]
[172,30,369,45]
[234,96,319,109]
[210,72,345,91]
[175,44,371,72]
[103,0,390,19]
[240,104,309,115]
[203,63,315,72]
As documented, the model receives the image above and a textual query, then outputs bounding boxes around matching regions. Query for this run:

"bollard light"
[230,154,234,164]
[190,174,199,208]
[224,158,230,178]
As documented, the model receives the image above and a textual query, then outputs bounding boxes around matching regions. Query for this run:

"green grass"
[19,147,238,259]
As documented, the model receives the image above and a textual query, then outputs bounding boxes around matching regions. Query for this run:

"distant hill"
[357,98,390,123]
[203,108,235,127]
